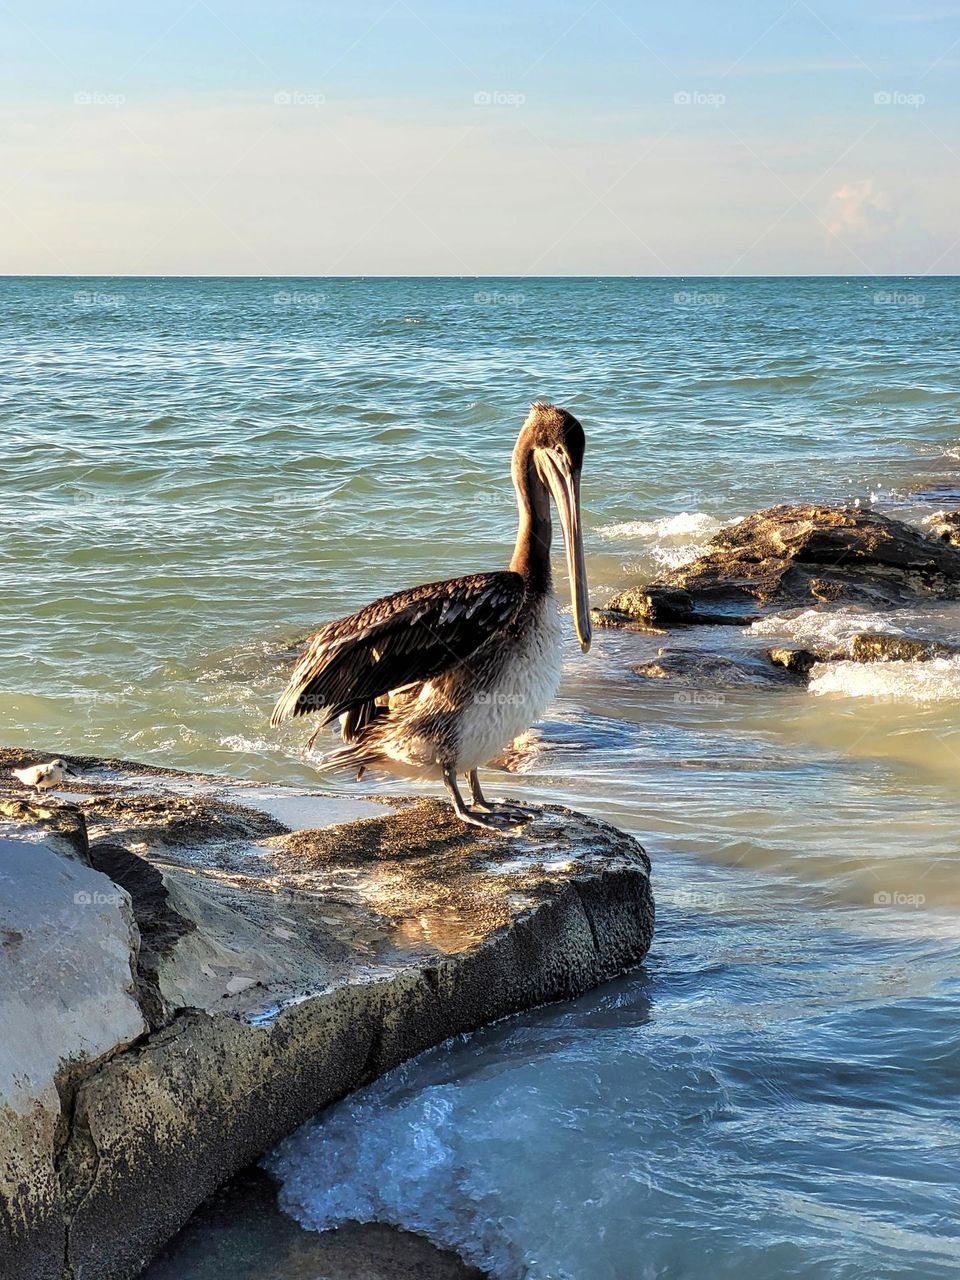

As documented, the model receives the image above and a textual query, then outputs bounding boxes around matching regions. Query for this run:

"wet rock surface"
[0,748,653,1280]
[846,633,957,663]
[767,647,819,677]
[631,646,807,687]
[596,586,749,629]
[772,631,958,672]
[143,1166,488,1280]
[606,504,960,625]
[922,510,960,546]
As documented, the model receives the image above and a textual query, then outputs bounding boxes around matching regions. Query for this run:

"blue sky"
[2,0,959,274]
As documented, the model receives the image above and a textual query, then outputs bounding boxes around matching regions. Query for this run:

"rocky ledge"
[596,503,960,628]
[0,748,653,1280]
[627,629,960,694]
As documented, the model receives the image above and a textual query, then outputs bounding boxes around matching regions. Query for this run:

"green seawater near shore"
[4,276,960,1279]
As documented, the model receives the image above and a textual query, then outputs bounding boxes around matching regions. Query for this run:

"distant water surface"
[3,276,960,1279]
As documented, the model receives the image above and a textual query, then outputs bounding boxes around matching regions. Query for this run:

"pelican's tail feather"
[311,739,381,781]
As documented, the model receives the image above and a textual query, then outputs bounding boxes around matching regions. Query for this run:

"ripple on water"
[268,874,960,1280]
[6,277,960,1279]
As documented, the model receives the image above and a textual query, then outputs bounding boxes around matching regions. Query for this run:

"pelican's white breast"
[453,592,564,772]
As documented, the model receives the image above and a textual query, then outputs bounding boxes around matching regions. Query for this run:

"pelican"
[271,403,591,831]
[11,758,76,794]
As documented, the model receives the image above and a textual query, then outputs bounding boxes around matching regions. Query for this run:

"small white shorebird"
[10,758,76,794]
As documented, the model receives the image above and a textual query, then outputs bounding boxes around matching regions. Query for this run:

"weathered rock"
[631,646,806,687]
[590,605,664,633]
[922,510,960,547]
[599,586,755,628]
[847,633,956,663]
[767,647,819,677]
[143,1165,487,1280]
[606,505,960,625]
[0,819,149,1280]
[764,632,956,671]
[0,750,653,1280]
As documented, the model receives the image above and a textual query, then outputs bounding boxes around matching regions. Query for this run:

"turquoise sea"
[4,277,960,1279]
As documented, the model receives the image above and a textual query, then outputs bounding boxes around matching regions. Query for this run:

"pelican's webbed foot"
[443,769,525,834]
[463,770,537,825]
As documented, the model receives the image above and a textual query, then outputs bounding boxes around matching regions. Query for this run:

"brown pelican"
[271,403,591,831]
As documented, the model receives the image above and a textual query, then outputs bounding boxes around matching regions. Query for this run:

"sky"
[1,0,959,275]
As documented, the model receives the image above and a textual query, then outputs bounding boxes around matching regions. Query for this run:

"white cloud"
[825,178,897,239]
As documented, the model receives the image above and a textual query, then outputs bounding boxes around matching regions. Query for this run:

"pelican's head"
[515,402,591,652]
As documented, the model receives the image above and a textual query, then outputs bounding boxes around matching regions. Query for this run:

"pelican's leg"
[465,770,494,811]
[465,770,537,823]
[443,768,522,834]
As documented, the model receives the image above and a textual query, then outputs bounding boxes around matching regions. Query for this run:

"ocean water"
[4,277,960,1279]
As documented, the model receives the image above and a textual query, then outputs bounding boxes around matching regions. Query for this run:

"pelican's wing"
[270,571,525,726]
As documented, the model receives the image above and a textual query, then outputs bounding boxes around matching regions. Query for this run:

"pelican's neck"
[508,448,552,590]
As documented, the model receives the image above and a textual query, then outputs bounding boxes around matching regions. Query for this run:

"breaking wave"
[597,511,724,542]
[597,512,728,569]
[808,655,960,703]
[748,608,902,651]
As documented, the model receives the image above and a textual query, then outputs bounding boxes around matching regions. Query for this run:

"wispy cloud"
[825,178,897,238]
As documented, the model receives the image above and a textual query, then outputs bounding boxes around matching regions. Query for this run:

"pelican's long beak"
[540,452,592,652]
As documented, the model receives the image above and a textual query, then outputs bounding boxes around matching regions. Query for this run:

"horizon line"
[0,272,955,281]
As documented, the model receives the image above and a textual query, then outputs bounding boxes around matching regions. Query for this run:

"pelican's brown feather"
[270,571,526,727]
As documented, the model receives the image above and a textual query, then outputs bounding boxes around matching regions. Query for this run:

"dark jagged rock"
[605,505,960,625]
[767,647,820,677]
[599,586,757,628]
[848,633,956,663]
[631,646,807,688]
[923,510,960,548]
[85,842,197,1028]
[0,749,653,1280]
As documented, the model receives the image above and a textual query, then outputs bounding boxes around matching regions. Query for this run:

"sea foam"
[808,655,960,703]
[597,511,728,570]
[748,608,901,651]
[597,511,724,541]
